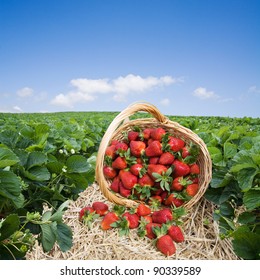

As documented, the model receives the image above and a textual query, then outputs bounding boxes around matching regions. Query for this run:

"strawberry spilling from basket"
[79,201,186,256]
[91,102,212,257]
[103,127,201,206]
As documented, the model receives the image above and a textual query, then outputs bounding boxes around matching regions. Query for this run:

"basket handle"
[102,102,168,146]
[113,101,168,126]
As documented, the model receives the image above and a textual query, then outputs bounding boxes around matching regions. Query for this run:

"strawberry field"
[0,111,259,260]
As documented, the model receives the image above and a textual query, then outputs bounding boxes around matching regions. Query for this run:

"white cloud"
[17,87,34,97]
[248,85,260,94]
[13,106,23,112]
[193,87,219,100]
[160,98,170,106]
[50,74,177,107]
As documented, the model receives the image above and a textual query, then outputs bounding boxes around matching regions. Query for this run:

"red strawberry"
[142,128,153,139]
[112,156,127,170]
[190,163,200,175]
[156,234,176,256]
[122,212,140,229]
[149,195,163,204]
[149,157,160,164]
[181,146,190,158]
[138,174,154,187]
[130,163,143,176]
[105,145,116,159]
[186,183,199,196]
[145,141,163,157]
[168,137,185,152]
[143,215,153,223]
[101,212,120,230]
[152,208,173,224]
[111,139,119,146]
[130,140,146,157]
[151,127,166,141]
[189,176,199,184]
[119,170,138,189]
[128,131,139,141]
[136,157,143,164]
[172,160,190,177]
[119,182,132,197]
[168,225,184,243]
[110,176,120,193]
[145,223,161,239]
[159,152,175,165]
[79,206,94,221]
[171,176,187,191]
[115,142,128,153]
[92,201,108,216]
[136,203,151,216]
[147,164,168,180]
[164,193,184,207]
[103,165,117,179]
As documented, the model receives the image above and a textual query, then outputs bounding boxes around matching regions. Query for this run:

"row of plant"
[0,112,259,259]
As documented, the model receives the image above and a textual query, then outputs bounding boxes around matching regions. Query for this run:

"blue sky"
[0,0,259,117]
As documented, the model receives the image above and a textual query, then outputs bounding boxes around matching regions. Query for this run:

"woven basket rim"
[95,102,212,209]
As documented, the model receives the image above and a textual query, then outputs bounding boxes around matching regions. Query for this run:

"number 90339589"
[153,266,201,276]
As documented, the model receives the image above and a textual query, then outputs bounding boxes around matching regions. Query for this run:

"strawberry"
[115,142,128,153]
[156,234,176,256]
[147,164,168,180]
[128,131,139,141]
[110,176,120,193]
[101,205,125,230]
[142,128,153,140]
[92,201,108,216]
[119,170,138,189]
[130,163,144,177]
[148,195,162,210]
[130,140,146,157]
[149,157,160,164]
[164,193,184,207]
[151,127,166,141]
[105,145,116,159]
[159,152,175,165]
[186,183,199,196]
[136,203,151,216]
[181,146,190,158]
[168,137,185,152]
[168,225,184,243]
[145,141,163,157]
[138,173,154,187]
[79,206,100,228]
[111,139,119,146]
[122,212,140,229]
[171,176,188,191]
[190,163,200,175]
[112,156,127,170]
[172,160,190,177]
[79,206,94,221]
[103,165,117,179]
[145,223,161,239]
[143,215,153,223]
[152,208,173,224]
[101,212,119,230]
[119,182,132,197]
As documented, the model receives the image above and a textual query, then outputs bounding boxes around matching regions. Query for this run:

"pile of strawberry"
[103,127,201,206]
[79,201,185,256]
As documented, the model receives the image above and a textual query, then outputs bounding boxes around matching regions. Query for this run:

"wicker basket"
[95,102,212,209]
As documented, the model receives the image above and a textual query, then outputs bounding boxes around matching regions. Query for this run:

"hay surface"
[27,184,238,260]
